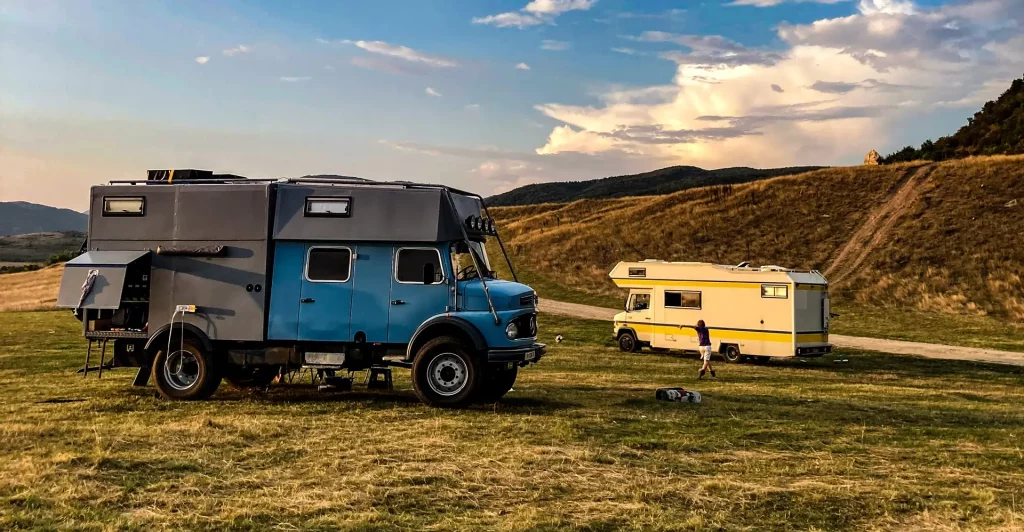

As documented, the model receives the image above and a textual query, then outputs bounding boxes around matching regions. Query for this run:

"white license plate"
[524,350,536,361]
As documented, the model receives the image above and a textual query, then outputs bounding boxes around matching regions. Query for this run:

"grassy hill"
[883,74,1024,163]
[0,202,87,236]
[493,156,1024,324]
[0,231,84,264]
[486,165,823,207]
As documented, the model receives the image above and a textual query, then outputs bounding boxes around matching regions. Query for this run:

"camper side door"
[624,290,653,343]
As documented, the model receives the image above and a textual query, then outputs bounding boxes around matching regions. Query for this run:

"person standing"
[694,320,716,380]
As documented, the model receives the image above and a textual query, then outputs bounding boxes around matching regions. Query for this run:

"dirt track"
[538,299,1024,367]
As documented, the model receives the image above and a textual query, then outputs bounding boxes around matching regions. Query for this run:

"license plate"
[525,350,536,361]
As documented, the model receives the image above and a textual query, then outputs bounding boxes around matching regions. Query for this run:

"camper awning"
[56,250,150,309]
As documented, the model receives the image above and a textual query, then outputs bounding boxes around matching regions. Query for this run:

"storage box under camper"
[609,261,831,362]
[58,171,545,407]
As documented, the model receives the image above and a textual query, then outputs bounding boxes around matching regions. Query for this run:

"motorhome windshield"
[452,240,494,280]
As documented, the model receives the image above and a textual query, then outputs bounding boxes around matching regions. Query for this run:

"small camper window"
[396,248,444,284]
[306,247,352,282]
[304,197,351,217]
[761,284,789,299]
[628,267,646,277]
[665,291,701,309]
[102,196,145,216]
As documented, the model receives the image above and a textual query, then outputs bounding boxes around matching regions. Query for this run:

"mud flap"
[132,367,150,386]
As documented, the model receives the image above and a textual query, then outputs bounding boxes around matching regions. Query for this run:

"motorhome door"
[625,290,653,337]
[297,245,355,342]
[388,247,448,344]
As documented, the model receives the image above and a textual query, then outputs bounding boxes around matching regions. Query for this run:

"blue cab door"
[297,245,354,342]
[388,246,450,344]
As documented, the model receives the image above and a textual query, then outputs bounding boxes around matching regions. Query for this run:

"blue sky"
[2,0,1021,209]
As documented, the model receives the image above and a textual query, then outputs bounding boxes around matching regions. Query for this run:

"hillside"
[486,165,824,207]
[0,201,87,236]
[883,74,1024,163]
[493,156,1024,322]
[0,231,84,264]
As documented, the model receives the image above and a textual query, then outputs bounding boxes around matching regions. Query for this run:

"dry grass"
[0,264,63,312]
[492,156,1024,322]
[2,311,1024,530]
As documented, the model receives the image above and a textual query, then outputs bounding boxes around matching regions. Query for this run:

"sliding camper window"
[761,284,789,299]
[304,197,352,217]
[665,290,701,309]
[396,248,444,284]
[305,247,352,282]
[102,196,145,217]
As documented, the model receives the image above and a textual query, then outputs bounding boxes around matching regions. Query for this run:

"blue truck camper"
[57,171,545,407]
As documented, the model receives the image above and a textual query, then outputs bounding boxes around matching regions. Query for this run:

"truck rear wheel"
[723,345,744,364]
[152,339,221,400]
[477,364,518,403]
[412,336,481,408]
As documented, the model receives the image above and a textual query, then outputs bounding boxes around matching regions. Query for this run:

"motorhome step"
[320,375,353,392]
[366,366,393,390]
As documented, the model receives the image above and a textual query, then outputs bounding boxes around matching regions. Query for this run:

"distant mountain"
[0,202,88,236]
[883,74,1024,163]
[486,165,825,207]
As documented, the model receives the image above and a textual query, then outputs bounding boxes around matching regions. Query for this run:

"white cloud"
[727,0,849,6]
[341,40,458,68]
[280,76,311,82]
[541,40,571,51]
[516,62,532,70]
[473,0,595,28]
[528,0,1024,170]
[612,47,641,55]
[195,56,209,64]
[465,103,481,111]
[425,87,443,97]
[222,44,251,56]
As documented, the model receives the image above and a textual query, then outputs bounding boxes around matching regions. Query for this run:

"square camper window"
[396,248,444,284]
[102,196,145,216]
[665,290,701,309]
[761,284,789,299]
[628,267,647,277]
[305,197,351,217]
[306,247,352,282]
[629,293,650,311]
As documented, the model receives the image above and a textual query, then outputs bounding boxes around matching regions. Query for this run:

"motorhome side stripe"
[621,323,828,344]
[612,278,827,290]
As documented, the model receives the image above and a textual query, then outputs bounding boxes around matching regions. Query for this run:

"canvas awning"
[56,250,150,309]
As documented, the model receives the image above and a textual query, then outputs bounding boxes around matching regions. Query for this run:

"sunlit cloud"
[516,62,532,70]
[473,0,596,28]
[425,87,443,97]
[195,56,209,64]
[339,40,458,68]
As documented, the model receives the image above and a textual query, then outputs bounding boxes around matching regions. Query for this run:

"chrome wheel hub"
[426,353,468,397]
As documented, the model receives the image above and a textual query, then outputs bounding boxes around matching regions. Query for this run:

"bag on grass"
[656,387,701,403]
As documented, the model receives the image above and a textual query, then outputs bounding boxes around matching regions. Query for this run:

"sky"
[2,0,1022,210]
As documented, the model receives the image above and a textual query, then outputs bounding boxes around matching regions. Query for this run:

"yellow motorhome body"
[610,261,831,359]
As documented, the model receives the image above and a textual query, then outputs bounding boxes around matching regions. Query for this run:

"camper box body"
[58,175,544,406]
[609,261,831,361]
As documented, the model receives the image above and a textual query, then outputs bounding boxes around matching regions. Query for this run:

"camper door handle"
[301,298,315,303]
[391,300,406,306]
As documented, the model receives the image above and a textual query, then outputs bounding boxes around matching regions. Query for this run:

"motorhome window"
[102,197,145,216]
[761,284,789,299]
[306,248,351,282]
[628,267,646,277]
[665,290,701,309]
[630,293,650,311]
[304,197,351,217]
[397,248,444,284]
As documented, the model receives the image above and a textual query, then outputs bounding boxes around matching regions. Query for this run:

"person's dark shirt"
[695,325,711,346]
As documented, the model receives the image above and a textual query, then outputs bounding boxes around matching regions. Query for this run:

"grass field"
[3,310,1024,531]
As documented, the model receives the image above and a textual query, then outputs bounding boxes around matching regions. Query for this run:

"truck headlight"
[505,322,519,340]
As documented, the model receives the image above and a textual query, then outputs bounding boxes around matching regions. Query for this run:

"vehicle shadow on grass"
[768,352,1024,380]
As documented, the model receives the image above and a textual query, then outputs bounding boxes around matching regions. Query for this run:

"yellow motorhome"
[610,260,831,363]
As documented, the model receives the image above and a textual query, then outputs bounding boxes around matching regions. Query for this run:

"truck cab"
[57,171,544,407]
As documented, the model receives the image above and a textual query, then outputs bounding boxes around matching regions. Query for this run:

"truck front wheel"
[151,338,221,400]
[412,336,481,408]
[477,364,518,403]
[618,331,638,353]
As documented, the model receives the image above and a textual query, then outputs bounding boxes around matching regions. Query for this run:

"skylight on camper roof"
[304,197,351,217]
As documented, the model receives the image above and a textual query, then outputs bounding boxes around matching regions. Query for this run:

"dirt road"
[538,299,1024,367]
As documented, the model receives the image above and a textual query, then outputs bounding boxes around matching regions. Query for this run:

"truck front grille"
[519,293,538,308]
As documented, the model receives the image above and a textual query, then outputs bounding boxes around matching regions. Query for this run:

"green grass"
[831,304,1024,353]
[3,310,1024,530]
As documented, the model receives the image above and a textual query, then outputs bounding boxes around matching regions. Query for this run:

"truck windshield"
[451,240,495,280]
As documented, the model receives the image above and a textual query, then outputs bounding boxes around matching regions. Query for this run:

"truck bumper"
[487,343,546,364]
[796,344,832,357]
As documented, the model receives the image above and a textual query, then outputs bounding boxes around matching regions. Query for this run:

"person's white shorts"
[699,346,713,361]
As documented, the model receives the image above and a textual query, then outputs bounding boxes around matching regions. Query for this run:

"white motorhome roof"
[609,260,828,286]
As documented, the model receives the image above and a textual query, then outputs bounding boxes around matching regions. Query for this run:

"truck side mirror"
[423,263,436,285]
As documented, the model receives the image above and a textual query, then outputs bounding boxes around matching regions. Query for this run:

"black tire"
[618,331,638,353]
[224,366,279,390]
[723,345,744,364]
[412,336,481,408]
[151,338,221,400]
[477,364,518,403]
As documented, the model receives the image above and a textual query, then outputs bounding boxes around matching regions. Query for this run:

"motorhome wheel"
[151,339,221,400]
[477,364,518,403]
[411,336,481,408]
[618,331,638,353]
[723,345,745,364]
